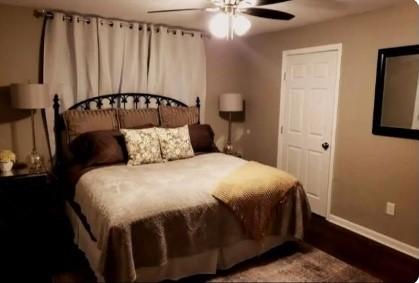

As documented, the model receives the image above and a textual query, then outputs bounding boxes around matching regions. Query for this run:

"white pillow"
[120,128,163,165]
[156,126,194,161]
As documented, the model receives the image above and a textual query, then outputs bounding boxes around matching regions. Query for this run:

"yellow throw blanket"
[212,161,299,240]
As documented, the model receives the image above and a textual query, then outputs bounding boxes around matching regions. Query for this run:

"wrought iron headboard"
[53,92,200,173]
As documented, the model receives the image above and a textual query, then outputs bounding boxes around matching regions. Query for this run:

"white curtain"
[97,20,149,94]
[44,14,99,112]
[43,12,206,153]
[148,27,207,121]
[44,13,149,152]
[44,13,150,109]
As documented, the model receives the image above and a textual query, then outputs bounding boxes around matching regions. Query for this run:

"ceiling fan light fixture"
[209,13,229,38]
[209,13,251,39]
[233,15,251,36]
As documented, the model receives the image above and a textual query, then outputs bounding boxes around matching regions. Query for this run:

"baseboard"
[327,214,419,259]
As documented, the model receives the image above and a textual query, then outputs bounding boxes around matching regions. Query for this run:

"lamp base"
[26,150,44,173]
[223,143,235,155]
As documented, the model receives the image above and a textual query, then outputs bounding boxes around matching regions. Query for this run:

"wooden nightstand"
[0,168,63,280]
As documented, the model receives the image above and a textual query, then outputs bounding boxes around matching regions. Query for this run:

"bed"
[53,93,311,282]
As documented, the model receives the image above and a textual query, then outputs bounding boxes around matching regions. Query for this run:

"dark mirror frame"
[372,44,419,140]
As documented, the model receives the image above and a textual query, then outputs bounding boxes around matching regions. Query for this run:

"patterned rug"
[180,242,381,282]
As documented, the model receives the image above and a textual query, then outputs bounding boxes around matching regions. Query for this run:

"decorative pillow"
[63,109,119,142]
[118,108,159,129]
[69,130,126,167]
[156,125,194,161]
[120,128,163,165]
[159,106,199,128]
[188,124,219,153]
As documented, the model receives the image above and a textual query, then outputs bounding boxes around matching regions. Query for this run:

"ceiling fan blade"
[241,8,294,20]
[250,0,291,6]
[148,8,206,14]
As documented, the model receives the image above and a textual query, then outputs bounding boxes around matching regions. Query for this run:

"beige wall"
[234,3,418,247]
[204,39,249,153]
[381,55,419,128]
[0,4,49,165]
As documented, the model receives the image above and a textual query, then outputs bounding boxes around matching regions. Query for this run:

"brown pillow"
[118,108,159,129]
[159,106,199,127]
[70,123,155,167]
[188,124,219,153]
[63,109,119,142]
[69,130,127,167]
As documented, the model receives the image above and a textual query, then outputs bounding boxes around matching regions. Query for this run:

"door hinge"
[283,72,287,81]
[280,126,284,134]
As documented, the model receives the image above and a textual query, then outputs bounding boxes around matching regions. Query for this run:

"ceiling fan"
[148,0,295,39]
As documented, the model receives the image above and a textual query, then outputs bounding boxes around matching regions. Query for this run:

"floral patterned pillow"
[120,128,163,165]
[156,126,195,161]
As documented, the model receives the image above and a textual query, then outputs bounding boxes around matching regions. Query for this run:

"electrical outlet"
[246,129,251,135]
[386,202,395,216]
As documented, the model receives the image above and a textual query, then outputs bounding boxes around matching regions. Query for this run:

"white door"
[278,46,341,216]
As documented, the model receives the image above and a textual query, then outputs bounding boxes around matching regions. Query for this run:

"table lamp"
[11,83,51,172]
[219,93,243,154]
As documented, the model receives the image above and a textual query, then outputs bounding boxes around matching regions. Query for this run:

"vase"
[0,161,13,173]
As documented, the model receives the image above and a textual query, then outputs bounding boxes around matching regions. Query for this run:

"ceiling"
[0,0,409,35]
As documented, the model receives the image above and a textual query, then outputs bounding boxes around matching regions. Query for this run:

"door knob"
[322,142,330,150]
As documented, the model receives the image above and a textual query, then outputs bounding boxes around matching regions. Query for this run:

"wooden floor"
[9,214,419,283]
[305,214,419,283]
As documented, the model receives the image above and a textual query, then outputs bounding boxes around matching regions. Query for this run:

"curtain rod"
[33,9,210,38]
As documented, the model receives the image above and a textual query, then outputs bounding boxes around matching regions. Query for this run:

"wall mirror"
[372,45,419,140]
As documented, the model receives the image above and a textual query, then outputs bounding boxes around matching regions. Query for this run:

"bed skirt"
[66,202,296,282]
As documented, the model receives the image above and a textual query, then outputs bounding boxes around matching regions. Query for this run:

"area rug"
[181,242,381,282]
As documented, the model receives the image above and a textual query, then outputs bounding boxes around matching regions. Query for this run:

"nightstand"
[0,168,62,280]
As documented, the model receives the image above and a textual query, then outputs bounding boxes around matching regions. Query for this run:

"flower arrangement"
[0,149,16,163]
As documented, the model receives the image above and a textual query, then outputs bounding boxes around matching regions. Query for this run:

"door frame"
[412,72,419,129]
[277,43,343,218]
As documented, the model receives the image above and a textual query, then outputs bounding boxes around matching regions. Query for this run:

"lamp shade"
[219,93,243,112]
[11,83,51,109]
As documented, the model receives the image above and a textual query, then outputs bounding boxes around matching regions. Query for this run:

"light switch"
[386,202,395,216]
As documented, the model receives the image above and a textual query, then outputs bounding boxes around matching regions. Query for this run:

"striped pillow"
[159,106,199,128]
[118,108,159,129]
[63,109,119,142]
